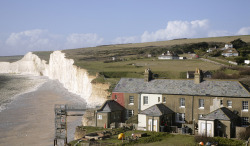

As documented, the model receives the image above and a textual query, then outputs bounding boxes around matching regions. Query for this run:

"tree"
[230,38,247,49]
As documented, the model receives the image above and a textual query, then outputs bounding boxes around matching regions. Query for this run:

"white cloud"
[2,29,104,56]
[111,36,139,44]
[208,30,233,37]
[6,29,51,51]
[237,27,250,35]
[65,33,103,49]
[141,19,209,42]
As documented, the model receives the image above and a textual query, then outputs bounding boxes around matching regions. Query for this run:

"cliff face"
[0,51,108,106]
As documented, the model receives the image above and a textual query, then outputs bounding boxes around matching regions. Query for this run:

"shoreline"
[0,74,48,112]
[0,77,87,146]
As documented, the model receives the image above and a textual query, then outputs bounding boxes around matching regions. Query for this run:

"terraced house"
[111,68,250,138]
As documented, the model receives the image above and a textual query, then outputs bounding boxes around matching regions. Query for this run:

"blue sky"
[1,0,250,56]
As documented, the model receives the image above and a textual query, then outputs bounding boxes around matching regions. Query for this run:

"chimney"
[194,68,202,84]
[144,68,153,82]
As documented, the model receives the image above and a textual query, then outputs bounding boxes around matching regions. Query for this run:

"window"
[176,113,185,123]
[217,121,221,128]
[98,115,102,120]
[115,95,117,101]
[227,100,232,108]
[180,98,185,107]
[242,101,248,111]
[199,99,204,109]
[129,96,134,104]
[163,97,166,103]
[158,97,160,103]
[128,110,134,118]
[220,100,223,106]
[241,117,249,126]
[143,96,148,104]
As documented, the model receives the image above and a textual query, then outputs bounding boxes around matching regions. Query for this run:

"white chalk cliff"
[0,51,109,106]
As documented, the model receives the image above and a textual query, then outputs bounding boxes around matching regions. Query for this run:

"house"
[187,71,195,79]
[138,104,174,132]
[96,100,124,128]
[158,51,180,60]
[221,43,233,51]
[112,68,250,137]
[187,70,212,79]
[221,48,239,57]
[207,47,217,53]
[198,107,239,138]
[245,60,250,65]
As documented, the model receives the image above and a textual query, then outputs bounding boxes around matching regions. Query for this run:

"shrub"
[194,136,244,146]
[238,128,250,140]
[239,68,250,76]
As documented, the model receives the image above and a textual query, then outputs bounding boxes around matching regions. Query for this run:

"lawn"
[69,126,245,146]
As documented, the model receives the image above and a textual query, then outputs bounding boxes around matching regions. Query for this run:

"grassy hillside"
[1,35,249,82]
[61,35,250,77]
[0,55,23,63]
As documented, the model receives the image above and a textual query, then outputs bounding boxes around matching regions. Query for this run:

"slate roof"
[222,48,238,54]
[199,107,239,121]
[97,100,124,113]
[113,78,250,97]
[139,104,174,116]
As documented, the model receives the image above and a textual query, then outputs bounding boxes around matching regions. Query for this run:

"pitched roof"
[222,48,238,54]
[139,104,174,116]
[199,107,239,121]
[97,100,124,113]
[113,78,250,97]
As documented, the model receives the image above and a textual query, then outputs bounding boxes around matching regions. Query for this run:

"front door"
[148,119,158,132]
[200,122,213,137]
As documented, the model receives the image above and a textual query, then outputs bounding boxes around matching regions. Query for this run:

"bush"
[212,71,240,79]
[238,128,250,140]
[239,68,250,76]
[194,136,216,144]
[194,136,244,146]
[214,137,244,146]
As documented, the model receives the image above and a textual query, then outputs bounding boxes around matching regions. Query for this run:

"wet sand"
[0,79,86,146]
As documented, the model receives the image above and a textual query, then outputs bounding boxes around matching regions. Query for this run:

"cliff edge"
[0,51,109,106]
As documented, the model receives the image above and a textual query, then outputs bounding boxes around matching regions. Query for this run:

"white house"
[140,93,162,111]
[221,43,233,50]
[245,60,250,64]
[221,48,239,57]
[158,51,180,60]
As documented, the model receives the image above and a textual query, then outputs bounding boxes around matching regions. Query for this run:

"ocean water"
[0,74,87,145]
[0,74,47,112]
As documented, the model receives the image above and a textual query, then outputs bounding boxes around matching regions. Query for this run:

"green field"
[1,35,249,82]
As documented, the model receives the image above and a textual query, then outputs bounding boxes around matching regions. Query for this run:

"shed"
[138,104,174,132]
[198,107,239,138]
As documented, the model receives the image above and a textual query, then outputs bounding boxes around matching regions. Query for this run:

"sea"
[0,74,47,112]
[0,73,87,145]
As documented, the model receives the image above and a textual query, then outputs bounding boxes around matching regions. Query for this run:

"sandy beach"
[0,78,87,146]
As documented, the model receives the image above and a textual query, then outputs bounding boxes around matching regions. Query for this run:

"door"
[200,122,213,137]
[207,123,212,137]
[148,119,152,131]
[201,122,206,136]
[148,119,158,132]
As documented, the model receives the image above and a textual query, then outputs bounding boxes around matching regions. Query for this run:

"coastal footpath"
[0,51,109,106]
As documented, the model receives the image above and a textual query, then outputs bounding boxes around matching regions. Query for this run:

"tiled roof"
[97,100,124,113]
[113,78,250,97]
[222,48,238,54]
[139,104,174,116]
[199,107,239,121]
